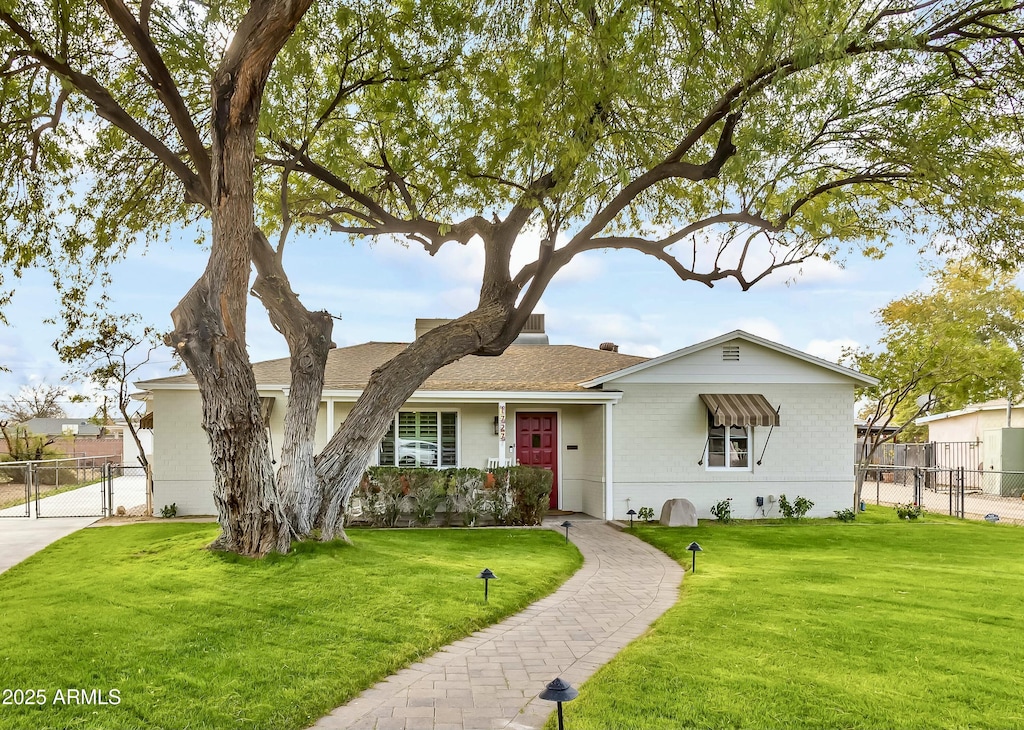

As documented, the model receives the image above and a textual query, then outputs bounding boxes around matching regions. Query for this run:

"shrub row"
[348,466,553,528]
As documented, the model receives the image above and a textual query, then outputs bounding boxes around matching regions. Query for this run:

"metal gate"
[1,458,151,519]
[34,461,109,518]
[0,463,31,518]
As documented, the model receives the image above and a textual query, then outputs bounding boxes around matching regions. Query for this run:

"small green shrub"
[779,494,814,519]
[508,466,552,526]
[362,468,409,527]
[485,468,513,526]
[834,508,856,522]
[406,469,445,526]
[349,465,553,528]
[160,503,177,518]
[637,506,655,522]
[896,502,922,520]
[710,498,733,524]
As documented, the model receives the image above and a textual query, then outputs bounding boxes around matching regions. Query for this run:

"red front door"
[516,412,559,509]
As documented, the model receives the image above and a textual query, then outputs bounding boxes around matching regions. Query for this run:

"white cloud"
[804,338,859,364]
[717,317,785,344]
[545,309,667,355]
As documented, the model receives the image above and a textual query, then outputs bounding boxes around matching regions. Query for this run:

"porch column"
[604,401,614,520]
[326,397,335,436]
[498,401,507,466]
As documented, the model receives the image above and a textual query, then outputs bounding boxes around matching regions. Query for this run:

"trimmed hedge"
[351,466,552,528]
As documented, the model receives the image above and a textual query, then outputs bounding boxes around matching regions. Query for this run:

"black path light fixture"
[539,677,579,730]
[560,520,573,543]
[626,509,636,528]
[686,541,703,573]
[477,568,497,602]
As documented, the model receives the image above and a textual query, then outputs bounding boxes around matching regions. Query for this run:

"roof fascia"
[579,329,879,387]
[915,402,1023,424]
[135,383,623,404]
[319,389,624,404]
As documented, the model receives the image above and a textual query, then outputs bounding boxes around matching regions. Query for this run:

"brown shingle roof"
[140,342,648,392]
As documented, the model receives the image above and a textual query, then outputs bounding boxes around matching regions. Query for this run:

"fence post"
[146,463,154,517]
[29,462,38,518]
[104,462,112,517]
[913,467,921,505]
[958,467,965,519]
[949,469,953,517]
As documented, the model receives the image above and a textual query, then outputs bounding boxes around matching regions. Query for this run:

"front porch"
[317,392,619,517]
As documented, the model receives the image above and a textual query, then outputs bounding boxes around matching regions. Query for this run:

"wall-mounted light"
[493,416,500,435]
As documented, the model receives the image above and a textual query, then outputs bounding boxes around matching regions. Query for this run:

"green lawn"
[554,508,1024,730]
[0,523,581,730]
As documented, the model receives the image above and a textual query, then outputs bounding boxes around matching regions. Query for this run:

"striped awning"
[700,394,780,427]
[259,397,275,426]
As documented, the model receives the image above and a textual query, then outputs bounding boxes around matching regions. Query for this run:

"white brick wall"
[611,382,855,520]
[151,390,217,516]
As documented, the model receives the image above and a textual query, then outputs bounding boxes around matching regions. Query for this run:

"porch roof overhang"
[314,389,624,405]
[700,393,780,427]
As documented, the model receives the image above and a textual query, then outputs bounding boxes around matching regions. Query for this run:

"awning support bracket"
[756,405,782,466]
[697,406,719,465]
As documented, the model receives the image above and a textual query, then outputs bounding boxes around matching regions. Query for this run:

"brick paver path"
[311,517,683,730]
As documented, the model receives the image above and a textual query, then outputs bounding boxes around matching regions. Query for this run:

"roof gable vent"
[722,345,740,361]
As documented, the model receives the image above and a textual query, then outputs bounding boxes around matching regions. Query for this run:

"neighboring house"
[0,417,122,461]
[917,399,1024,477]
[917,399,1023,443]
[136,320,876,520]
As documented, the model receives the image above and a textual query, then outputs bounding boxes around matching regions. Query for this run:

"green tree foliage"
[2,0,1024,552]
[55,311,160,467]
[846,260,1024,456]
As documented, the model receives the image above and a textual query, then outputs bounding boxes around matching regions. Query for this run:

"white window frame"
[376,409,460,468]
[704,415,753,472]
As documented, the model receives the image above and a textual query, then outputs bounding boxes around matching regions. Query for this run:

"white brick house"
[137,325,875,520]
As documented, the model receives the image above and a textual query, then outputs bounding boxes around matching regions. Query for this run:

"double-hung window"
[706,411,750,470]
[379,411,457,468]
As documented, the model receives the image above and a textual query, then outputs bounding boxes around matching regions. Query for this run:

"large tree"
[54,311,160,469]
[0,384,69,422]
[846,260,1024,506]
[2,0,1023,552]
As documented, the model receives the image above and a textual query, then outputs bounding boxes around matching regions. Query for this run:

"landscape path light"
[477,568,497,602]
[626,509,636,528]
[686,541,703,573]
[560,520,573,544]
[539,677,578,730]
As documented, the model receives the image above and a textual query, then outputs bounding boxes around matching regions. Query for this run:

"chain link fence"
[0,457,151,519]
[859,464,1024,525]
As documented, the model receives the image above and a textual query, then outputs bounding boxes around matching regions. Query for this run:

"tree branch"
[97,0,212,199]
[0,10,208,204]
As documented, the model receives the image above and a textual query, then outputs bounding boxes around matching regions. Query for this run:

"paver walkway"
[311,517,684,730]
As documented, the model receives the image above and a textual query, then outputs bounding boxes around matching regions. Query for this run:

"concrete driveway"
[0,474,149,575]
[0,516,98,574]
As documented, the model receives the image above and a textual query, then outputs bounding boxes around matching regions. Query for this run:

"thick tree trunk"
[168,1,313,556]
[250,238,333,536]
[314,303,514,540]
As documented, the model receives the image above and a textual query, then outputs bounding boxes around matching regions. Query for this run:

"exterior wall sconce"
[493,416,500,435]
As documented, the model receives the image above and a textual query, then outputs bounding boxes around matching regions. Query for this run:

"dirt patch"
[0,482,30,509]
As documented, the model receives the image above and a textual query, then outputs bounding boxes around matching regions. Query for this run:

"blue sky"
[0,225,939,417]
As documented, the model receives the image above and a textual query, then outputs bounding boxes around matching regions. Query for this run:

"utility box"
[981,428,1024,497]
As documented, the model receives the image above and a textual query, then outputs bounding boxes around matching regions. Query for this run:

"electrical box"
[755,496,764,507]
